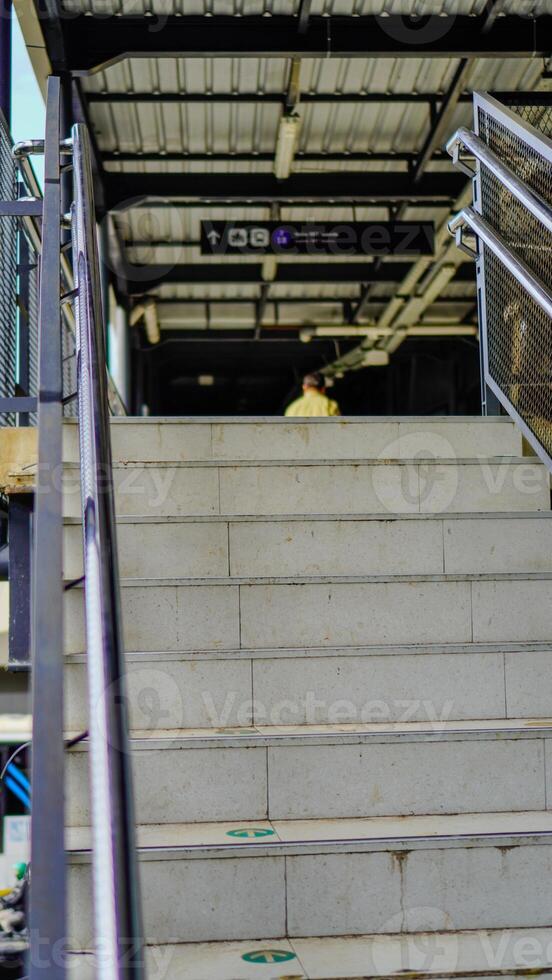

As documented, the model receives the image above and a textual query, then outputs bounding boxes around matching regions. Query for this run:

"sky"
[11,11,45,186]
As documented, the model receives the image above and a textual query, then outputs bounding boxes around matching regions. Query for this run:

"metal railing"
[0,76,142,978]
[71,120,144,979]
[448,92,552,472]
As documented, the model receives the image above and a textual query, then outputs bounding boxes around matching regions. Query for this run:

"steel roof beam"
[124,261,475,292]
[104,151,448,164]
[59,15,552,74]
[126,198,453,210]
[151,295,475,306]
[84,90,550,106]
[106,171,465,209]
[352,58,473,322]
[86,92,436,105]
[412,58,474,183]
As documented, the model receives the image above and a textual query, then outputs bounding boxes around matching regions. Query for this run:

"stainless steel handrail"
[449,206,552,320]
[447,126,552,235]
[71,121,144,980]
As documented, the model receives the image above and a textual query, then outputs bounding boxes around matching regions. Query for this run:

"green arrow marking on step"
[242,949,297,964]
[226,828,275,839]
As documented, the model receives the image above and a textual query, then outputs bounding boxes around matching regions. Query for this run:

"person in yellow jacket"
[285,372,341,417]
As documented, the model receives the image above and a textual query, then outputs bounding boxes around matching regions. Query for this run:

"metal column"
[8,494,32,670]
[28,76,66,980]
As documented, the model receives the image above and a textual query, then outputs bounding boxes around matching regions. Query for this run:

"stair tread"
[65,415,519,423]
[66,810,552,857]
[63,511,552,524]
[64,455,534,467]
[64,639,552,662]
[65,571,552,587]
[65,717,552,748]
[66,927,552,979]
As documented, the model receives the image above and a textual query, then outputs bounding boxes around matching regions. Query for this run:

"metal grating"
[62,319,78,417]
[27,244,39,424]
[511,104,552,139]
[0,113,18,426]
[476,97,552,464]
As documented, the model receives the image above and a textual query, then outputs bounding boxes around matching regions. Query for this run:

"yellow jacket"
[285,388,340,418]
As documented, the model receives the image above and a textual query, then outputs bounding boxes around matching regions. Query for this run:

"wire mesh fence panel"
[0,112,18,427]
[475,94,552,467]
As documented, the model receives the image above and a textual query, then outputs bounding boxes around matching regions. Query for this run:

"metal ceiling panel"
[62,0,551,15]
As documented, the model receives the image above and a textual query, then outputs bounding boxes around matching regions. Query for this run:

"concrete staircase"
[62,417,552,980]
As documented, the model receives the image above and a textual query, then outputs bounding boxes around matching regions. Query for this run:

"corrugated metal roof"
[64,0,551,16]
[69,8,550,333]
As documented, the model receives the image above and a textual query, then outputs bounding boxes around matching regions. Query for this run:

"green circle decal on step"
[242,950,297,964]
[226,828,275,839]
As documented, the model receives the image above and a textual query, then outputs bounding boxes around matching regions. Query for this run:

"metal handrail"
[447,126,552,235]
[449,206,552,320]
[71,122,144,979]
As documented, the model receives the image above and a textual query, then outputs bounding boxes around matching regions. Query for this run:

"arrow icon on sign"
[242,950,297,964]
[207,230,220,244]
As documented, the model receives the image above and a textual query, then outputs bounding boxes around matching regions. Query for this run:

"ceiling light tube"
[274,114,301,180]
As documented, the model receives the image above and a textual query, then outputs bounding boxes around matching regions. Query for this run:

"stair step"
[66,927,552,979]
[64,574,552,654]
[65,811,552,947]
[63,416,523,464]
[65,720,552,826]
[61,456,549,518]
[63,513,552,580]
[64,644,552,731]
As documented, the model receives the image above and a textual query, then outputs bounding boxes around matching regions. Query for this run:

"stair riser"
[66,736,550,825]
[67,649,545,732]
[61,460,549,519]
[63,418,523,464]
[63,578,552,653]
[67,841,552,946]
[63,516,552,580]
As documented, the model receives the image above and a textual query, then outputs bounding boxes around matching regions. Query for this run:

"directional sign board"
[200,221,434,256]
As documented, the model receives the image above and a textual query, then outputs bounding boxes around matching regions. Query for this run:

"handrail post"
[28,74,66,980]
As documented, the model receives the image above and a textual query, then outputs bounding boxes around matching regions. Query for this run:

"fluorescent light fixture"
[128,299,161,344]
[198,375,215,386]
[130,299,160,344]
[298,324,477,343]
[143,300,160,345]
[274,114,301,180]
[361,351,390,367]
[129,303,145,327]
[262,256,278,281]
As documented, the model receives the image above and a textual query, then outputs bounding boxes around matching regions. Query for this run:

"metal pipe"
[450,206,552,320]
[71,122,144,980]
[0,0,11,127]
[447,126,552,235]
[28,74,66,980]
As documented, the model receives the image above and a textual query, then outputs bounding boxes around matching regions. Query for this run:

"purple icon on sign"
[272,227,293,248]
